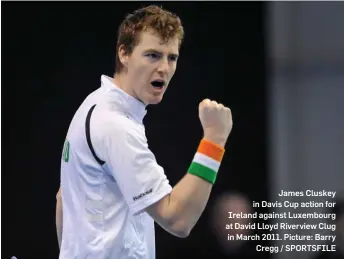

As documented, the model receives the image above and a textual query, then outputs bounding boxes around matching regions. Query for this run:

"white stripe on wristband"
[193,152,221,173]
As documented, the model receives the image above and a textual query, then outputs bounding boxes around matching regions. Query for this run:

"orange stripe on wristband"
[197,139,225,162]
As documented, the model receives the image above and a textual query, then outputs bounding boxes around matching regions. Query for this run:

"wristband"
[187,139,225,184]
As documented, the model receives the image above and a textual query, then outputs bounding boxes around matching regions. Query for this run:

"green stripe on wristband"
[188,162,217,184]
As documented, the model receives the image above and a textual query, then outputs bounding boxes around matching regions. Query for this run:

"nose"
[157,58,169,75]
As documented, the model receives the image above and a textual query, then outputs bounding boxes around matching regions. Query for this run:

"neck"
[112,72,146,106]
[112,72,131,96]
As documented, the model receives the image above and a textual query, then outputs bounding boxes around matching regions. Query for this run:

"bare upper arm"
[56,187,62,200]
[145,193,189,238]
[146,193,171,224]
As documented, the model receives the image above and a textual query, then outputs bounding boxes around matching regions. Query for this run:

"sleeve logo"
[133,188,153,201]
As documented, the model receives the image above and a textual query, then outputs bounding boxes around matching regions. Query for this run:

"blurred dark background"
[2,2,270,259]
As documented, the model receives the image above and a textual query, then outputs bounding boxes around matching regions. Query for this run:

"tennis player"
[56,5,233,259]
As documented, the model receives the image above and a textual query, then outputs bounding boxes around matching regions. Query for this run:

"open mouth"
[151,80,165,89]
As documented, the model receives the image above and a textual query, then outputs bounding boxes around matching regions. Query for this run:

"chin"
[148,97,163,105]
[146,94,164,105]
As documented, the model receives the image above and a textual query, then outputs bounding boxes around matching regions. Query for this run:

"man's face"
[123,30,179,105]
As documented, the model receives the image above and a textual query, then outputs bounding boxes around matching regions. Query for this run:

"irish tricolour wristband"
[188,139,225,184]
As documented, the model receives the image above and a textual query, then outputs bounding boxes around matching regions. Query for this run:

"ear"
[118,45,129,68]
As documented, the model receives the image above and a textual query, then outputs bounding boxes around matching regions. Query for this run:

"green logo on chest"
[62,139,70,162]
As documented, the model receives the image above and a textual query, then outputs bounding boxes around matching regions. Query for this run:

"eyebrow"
[144,48,179,58]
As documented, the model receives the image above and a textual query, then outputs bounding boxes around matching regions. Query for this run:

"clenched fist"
[199,99,233,147]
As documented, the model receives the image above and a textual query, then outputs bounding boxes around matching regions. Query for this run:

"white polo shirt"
[59,75,172,259]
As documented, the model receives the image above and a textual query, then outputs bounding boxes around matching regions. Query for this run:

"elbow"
[146,195,193,238]
[164,204,195,238]
[169,220,193,238]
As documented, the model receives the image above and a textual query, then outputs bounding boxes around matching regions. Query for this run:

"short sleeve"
[101,118,172,215]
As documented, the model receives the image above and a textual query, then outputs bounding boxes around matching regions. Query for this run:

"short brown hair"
[114,5,184,73]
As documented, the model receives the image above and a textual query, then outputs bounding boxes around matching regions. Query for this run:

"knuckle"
[201,98,210,105]
[209,101,217,110]
[200,99,208,108]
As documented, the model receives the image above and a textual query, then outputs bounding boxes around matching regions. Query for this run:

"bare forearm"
[148,100,232,238]
[148,140,225,237]
[56,189,63,248]
[165,138,225,235]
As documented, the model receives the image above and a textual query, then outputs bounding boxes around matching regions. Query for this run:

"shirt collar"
[100,75,147,123]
